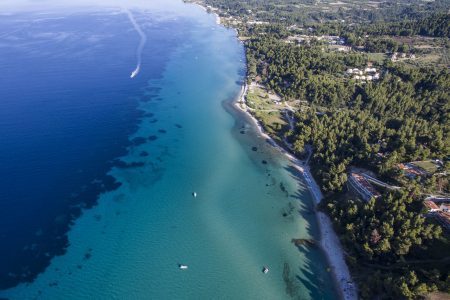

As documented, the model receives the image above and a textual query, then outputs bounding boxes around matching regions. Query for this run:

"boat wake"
[125,9,147,79]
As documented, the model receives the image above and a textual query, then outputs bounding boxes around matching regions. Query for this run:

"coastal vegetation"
[199,0,449,25]
[325,190,448,298]
[244,34,449,197]
[187,0,450,298]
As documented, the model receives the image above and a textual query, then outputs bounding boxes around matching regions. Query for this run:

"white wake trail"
[125,9,147,79]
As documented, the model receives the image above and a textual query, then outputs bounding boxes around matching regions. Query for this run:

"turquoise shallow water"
[1,1,337,299]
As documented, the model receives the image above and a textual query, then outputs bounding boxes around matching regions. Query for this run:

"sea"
[0,0,337,298]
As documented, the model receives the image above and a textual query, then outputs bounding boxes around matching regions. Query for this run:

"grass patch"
[246,84,288,137]
[411,160,440,174]
[367,52,387,64]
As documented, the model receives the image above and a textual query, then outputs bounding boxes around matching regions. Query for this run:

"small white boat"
[192,192,197,198]
[262,266,269,274]
[179,264,188,270]
[130,66,140,78]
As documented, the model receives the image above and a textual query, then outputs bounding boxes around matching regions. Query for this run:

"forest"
[188,0,450,298]
[325,190,448,299]
[243,15,450,300]
[272,43,450,299]
[300,14,450,38]
[202,0,450,25]
[247,32,449,300]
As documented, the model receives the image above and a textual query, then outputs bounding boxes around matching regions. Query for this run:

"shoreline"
[192,2,358,299]
[234,84,358,300]
[192,2,221,24]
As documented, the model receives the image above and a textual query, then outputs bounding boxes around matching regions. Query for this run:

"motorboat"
[262,266,269,274]
[179,264,188,270]
[130,66,140,78]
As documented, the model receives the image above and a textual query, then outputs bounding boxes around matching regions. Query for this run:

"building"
[336,46,351,52]
[348,172,381,201]
[364,67,377,73]
[398,163,428,179]
[348,67,380,81]
[424,199,450,231]
[424,200,440,212]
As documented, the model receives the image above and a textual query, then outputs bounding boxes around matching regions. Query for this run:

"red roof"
[436,211,450,225]
[424,200,440,210]
[350,173,381,197]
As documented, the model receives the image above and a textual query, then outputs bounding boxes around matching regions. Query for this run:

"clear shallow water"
[0,1,337,299]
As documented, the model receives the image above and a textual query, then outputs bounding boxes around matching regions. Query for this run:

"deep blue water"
[0,9,184,289]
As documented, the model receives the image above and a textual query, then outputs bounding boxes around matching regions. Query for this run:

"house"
[348,172,381,201]
[364,67,377,73]
[391,53,398,61]
[337,46,351,52]
[424,200,440,212]
[348,67,381,81]
[424,199,450,231]
[398,163,428,179]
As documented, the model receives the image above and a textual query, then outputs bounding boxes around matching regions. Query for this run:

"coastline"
[192,2,358,299]
[192,2,221,24]
[234,84,358,300]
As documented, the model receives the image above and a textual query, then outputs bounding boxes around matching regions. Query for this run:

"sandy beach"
[235,84,358,300]
[193,2,357,298]
[192,2,221,24]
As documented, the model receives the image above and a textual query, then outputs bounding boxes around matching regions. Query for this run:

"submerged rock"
[291,238,316,247]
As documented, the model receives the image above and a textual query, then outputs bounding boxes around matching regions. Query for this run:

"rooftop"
[424,199,450,231]
[348,172,381,201]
